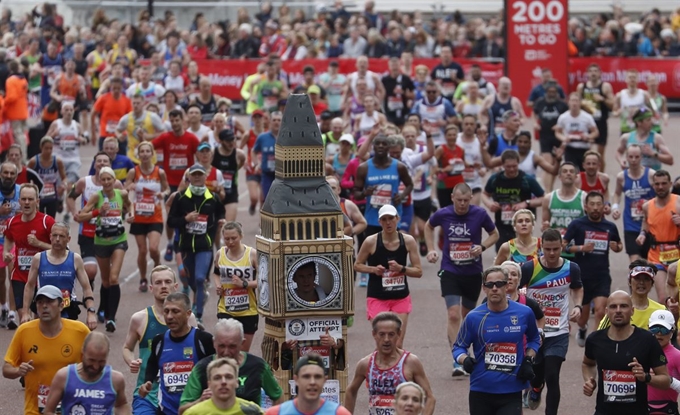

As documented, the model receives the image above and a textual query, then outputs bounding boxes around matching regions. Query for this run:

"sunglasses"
[630,266,655,277]
[483,280,508,289]
[426,90,437,94]
[650,326,672,336]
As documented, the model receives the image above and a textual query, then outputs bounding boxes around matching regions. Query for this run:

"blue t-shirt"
[563,216,621,278]
[453,301,540,394]
[253,132,277,175]
[428,205,496,275]
[88,154,136,183]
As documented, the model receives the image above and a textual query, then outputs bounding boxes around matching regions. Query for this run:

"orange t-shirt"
[93,93,132,138]
[648,194,680,265]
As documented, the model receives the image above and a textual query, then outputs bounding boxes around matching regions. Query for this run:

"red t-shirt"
[4,212,55,282]
[152,131,200,187]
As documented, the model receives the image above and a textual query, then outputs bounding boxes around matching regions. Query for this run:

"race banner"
[192,58,504,101]
[505,0,569,113]
[568,57,680,98]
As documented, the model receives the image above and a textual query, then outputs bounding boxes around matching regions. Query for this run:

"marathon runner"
[541,162,585,258]
[179,319,283,414]
[91,77,133,151]
[647,76,669,135]
[520,229,583,413]
[0,162,23,334]
[22,222,97,329]
[252,111,281,203]
[430,45,463,103]
[26,136,67,218]
[125,142,169,292]
[613,69,652,136]
[563,191,623,345]
[126,64,166,105]
[425,183,498,375]
[345,312,436,415]
[79,167,131,332]
[637,169,680,301]
[240,109,265,215]
[456,114,486,206]
[532,81,568,191]
[577,63,614,169]
[598,260,665,331]
[211,222,258,351]
[582,291,669,415]
[3,183,55,324]
[481,110,522,159]
[615,107,673,171]
[433,125,466,208]
[42,332,130,415]
[410,81,457,147]
[495,209,542,264]
[555,93,599,168]
[354,204,422,347]
[49,57,87,116]
[479,77,526,138]
[611,144,655,262]
[576,151,610,209]
[139,293,215,415]
[647,309,680,415]
[123,265,199,415]
[454,266,540,415]
[115,92,165,161]
[212,129,246,222]
[482,150,545,249]
[482,130,559,178]
[2,285,90,415]
[253,61,288,114]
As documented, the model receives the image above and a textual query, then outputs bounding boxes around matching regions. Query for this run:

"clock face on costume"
[287,255,342,309]
[258,254,270,309]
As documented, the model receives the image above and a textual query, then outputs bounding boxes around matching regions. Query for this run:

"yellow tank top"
[216,245,257,316]
[89,51,104,88]
[127,111,157,164]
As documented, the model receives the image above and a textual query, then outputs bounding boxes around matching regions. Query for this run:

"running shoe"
[249,204,256,216]
[139,279,148,293]
[7,311,17,330]
[577,326,587,347]
[0,309,8,328]
[105,320,116,333]
[164,244,173,262]
[419,241,428,257]
[452,361,466,377]
[358,273,368,287]
[528,386,543,410]
[98,311,105,323]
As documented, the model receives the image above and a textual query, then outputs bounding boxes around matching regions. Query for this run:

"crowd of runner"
[0,3,680,415]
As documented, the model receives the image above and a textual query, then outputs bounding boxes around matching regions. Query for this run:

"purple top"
[429,204,496,274]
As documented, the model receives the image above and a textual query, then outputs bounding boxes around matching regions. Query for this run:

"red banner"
[195,58,504,101]
[505,0,569,114]
[568,57,680,97]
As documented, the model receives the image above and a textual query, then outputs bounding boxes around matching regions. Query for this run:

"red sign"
[505,0,569,113]
[194,58,504,101]
[568,57,680,97]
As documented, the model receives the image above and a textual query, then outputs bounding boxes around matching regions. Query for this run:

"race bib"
[299,346,331,369]
[602,370,636,403]
[264,96,278,110]
[544,307,561,333]
[135,191,156,216]
[223,173,233,190]
[61,136,78,151]
[42,183,56,198]
[585,231,609,251]
[659,244,680,264]
[61,289,71,308]
[449,158,465,175]
[38,384,50,411]
[169,155,188,170]
[224,288,249,312]
[441,82,455,97]
[494,122,506,137]
[449,242,474,264]
[371,184,392,207]
[501,204,514,224]
[387,96,403,111]
[484,342,517,373]
[186,214,208,235]
[18,255,33,271]
[463,167,476,182]
[106,121,118,134]
[100,215,121,227]
[630,199,644,220]
[369,395,395,415]
[163,361,194,393]
[156,151,164,164]
[266,155,275,171]
[381,271,405,290]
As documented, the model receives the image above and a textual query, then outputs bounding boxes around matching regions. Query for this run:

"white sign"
[285,317,342,341]
[289,380,340,403]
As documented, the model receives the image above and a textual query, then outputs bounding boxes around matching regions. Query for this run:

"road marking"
[121,259,155,286]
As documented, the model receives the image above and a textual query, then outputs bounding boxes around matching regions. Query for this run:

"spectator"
[432,30,453,57]
[412,29,434,58]
[572,27,596,56]
[327,34,344,58]
[385,27,407,58]
[231,24,258,59]
[256,2,274,26]
[661,29,680,56]
[0,48,9,88]
[363,0,384,31]
[259,20,287,57]
[282,33,309,61]
[343,25,367,58]
[364,28,387,58]
[187,33,208,61]
[470,26,503,58]
[332,0,352,22]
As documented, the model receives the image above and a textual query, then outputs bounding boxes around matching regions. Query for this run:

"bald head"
[82,331,110,354]
[606,290,633,328]
[607,290,632,306]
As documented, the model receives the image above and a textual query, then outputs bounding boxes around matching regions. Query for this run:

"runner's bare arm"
[494,242,510,265]
[511,97,527,120]
[77,192,99,222]
[410,355,436,415]
[541,192,552,231]
[346,200,367,236]
[67,178,85,218]
[354,235,378,274]
[112,371,132,415]
[42,367,67,415]
[582,356,597,383]
[614,136,629,168]
[56,158,68,186]
[602,82,615,109]
[653,134,673,166]
[74,255,95,309]
[612,92,621,116]
[344,357,368,414]
[478,95,493,126]
[236,149,246,170]
[122,311,143,367]
[403,235,423,278]
[534,153,559,175]
[22,254,41,319]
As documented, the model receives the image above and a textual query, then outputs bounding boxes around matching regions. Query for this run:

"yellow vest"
[127,111,156,164]
[216,245,257,316]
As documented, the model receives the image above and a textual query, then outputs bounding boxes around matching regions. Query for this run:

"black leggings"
[531,355,564,415]
[469,391,522,415]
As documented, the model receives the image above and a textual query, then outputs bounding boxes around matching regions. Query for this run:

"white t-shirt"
[556,110,597,149]
[187,124,212,142]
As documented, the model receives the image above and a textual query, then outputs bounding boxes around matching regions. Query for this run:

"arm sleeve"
[525,298,545,320]
[428,209,442,228]
[116,114,129,132]
[179,362,206,405]
[520,261,534,287]
[261,363,283,400]
[569,262,583,289]
[528,176,545,197]
[144,335,162,383]
[166,195,187,229]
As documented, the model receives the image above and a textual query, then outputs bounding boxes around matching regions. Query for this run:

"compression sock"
[99,286,109,316]
[108,285,121,321]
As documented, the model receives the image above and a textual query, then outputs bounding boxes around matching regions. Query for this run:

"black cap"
[219,129,235,141]
[320,111,333,120]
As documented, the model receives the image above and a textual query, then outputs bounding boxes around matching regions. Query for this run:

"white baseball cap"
[339,134,355,145]
[378,204,398,218]
[649,309,675,330]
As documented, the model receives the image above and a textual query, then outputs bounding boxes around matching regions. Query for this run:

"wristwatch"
[644,373,652,383]
[242,280,248,289]
[87,307,96,314]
